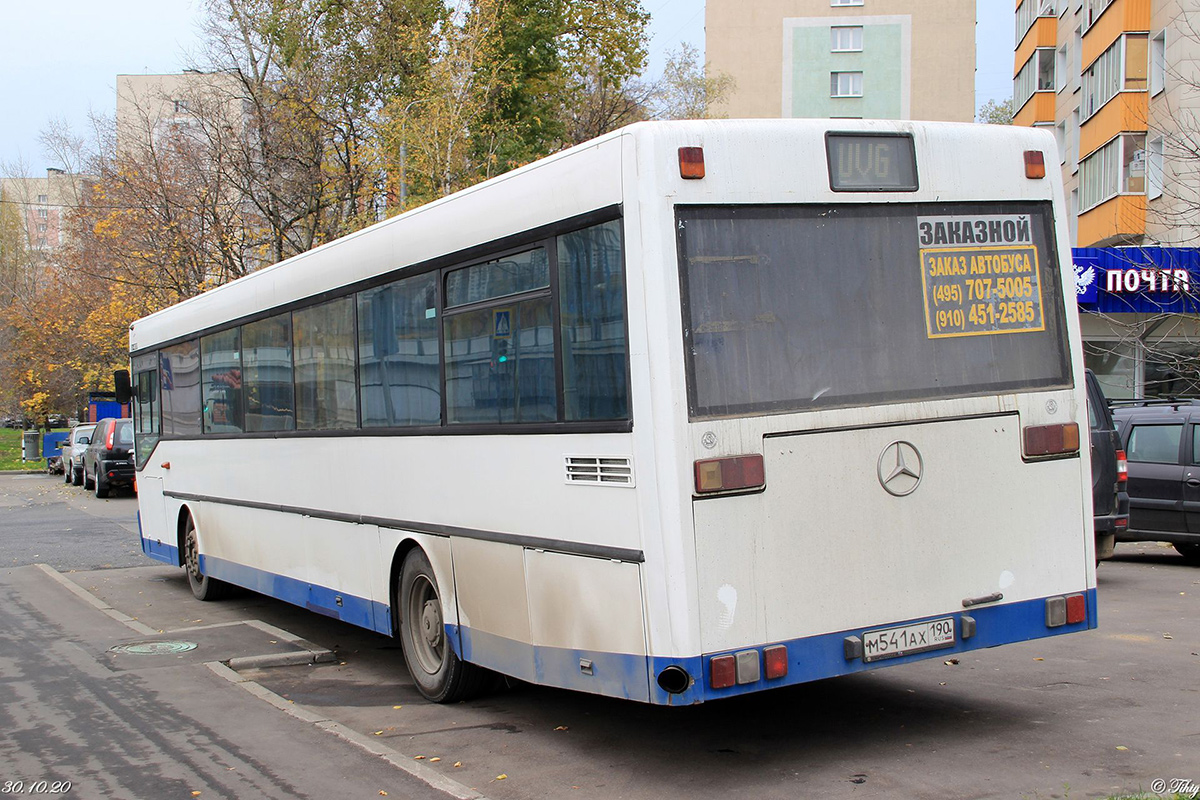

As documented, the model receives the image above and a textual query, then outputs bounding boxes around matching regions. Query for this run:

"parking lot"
[2,471,1198,799]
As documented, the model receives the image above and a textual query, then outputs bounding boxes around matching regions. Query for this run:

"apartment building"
[116,71,244,155]
[0,168,92,254]
[706,0,975,121]
[1015,1,1200,398]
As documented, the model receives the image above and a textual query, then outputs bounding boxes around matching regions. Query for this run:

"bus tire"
[398,549,490,703]
[183,516,232,601]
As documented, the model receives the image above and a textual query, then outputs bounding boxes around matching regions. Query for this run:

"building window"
[37,194,47,204]
[1080,134,1146,212]
[1084,341,1136,399]
[173,99,189,113]
[1080,137,1119,211]
[1055,122,1067,165]
[37,208,48,219]
[1014,48,1055,111]
[1081,35,1145,121]
[830,71,863,97]
[830,0,863,5]
[1151,30,1166,96]
[830,26,863,52]
[1122,133,1147,194]
[37,224,47,233]
[1056,44,1068,93]
[1124,33,1148,90]
[1147,136,1164,200]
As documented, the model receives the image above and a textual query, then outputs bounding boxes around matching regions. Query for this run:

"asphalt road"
[1,472,1198,800]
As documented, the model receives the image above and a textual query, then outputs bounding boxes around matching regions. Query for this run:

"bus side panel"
[452,538,537,682]
[523,551,649,701]
[195,504,387,631]
[137,475,176,564]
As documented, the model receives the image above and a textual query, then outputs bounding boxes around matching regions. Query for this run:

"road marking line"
[205,661,491,800]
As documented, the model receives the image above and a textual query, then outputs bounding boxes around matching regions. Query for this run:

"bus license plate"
[862,618,956,662]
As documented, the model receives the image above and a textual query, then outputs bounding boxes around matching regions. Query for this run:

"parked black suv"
[1086,370,1129,561]
[1110,398,1200,564]
[82,418,135,498]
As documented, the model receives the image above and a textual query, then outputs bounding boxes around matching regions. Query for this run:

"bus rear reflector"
[1024,150,1046,179]
[1065,593,1086,624]
[1023,422,1079,458]
[679,147,705,179]
[694,454,765,494]
[710,655,736,689]
[764,645,788,680]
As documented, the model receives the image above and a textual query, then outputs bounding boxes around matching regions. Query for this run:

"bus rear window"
[677,202,1071,419]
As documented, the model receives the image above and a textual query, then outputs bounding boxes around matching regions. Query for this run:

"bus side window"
[558,220,629,421]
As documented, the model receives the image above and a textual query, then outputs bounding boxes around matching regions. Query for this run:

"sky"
[0,1,1012,173]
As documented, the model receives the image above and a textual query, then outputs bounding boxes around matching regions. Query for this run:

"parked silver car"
[63,423,97,486]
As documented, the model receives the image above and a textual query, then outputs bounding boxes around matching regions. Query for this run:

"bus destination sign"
[918,214,1046,339]
[826,133,918,191]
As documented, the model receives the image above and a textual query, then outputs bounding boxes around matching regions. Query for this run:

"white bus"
[130,119,1096,705]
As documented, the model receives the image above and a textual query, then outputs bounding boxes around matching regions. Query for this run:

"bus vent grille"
[564,456,634,487]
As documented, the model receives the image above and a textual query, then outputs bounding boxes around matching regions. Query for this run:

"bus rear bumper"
[649,588,1098,705]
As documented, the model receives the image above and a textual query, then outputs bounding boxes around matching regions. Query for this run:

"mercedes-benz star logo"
[877,440,923,497]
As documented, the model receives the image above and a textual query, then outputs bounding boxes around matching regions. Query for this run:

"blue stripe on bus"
[645,588,1099,705]
[199,555,392,634]
[149,548,1098,705]
[141,536,179,565]
[453,625,652,702]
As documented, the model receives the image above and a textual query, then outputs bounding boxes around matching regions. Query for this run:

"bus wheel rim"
[408,575,443,674]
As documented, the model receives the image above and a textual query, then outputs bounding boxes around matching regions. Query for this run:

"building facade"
[1,168,93,254]
[706,0,975,121]
[116,71,244,156]
[1014,1,1200,399]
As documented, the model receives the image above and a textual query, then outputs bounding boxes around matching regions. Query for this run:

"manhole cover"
[109,641,197,656]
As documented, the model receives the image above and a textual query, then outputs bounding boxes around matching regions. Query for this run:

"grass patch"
[0,428,69,471]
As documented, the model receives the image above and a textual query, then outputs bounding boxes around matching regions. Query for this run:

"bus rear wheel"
[184,516,232,601]
[398,549,491,703]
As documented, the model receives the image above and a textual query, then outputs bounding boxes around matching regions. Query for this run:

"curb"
[34,563,159,635]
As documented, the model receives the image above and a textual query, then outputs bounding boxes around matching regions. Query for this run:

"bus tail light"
[694,454,765,494]
[1023,422,1079,458]
[1046,593,1087,627]
[105,420,116,450]
[679,147,705,179]
[764,645,788,680]
[1116,449,1128,484]
[710,655,736,689]
[1024,150,1045,179]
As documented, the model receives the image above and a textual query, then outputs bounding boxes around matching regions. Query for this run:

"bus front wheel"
[398,549,490,703]
[184,516,232,601]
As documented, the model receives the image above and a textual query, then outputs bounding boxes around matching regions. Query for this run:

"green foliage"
[977,97,1015,125]
[650,43,736,120]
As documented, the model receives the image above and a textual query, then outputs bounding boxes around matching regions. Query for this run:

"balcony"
[1082,0,1151,67]
[1077,194,1146,246]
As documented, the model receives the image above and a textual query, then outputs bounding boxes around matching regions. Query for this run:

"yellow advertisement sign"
[918,215,1046,339]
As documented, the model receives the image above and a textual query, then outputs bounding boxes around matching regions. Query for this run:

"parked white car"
[63,423,96,486]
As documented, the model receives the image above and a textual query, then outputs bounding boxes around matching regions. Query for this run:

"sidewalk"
[0,563,470,800]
